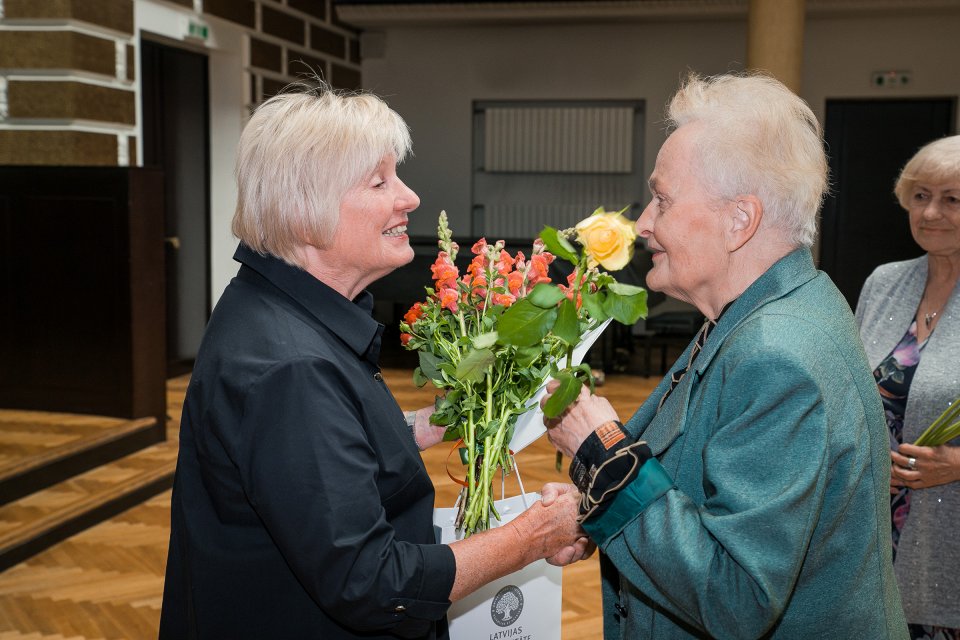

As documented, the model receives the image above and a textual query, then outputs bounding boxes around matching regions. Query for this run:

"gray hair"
[894,134,960,209]
[666,72,828,248]
[233,81,412,268]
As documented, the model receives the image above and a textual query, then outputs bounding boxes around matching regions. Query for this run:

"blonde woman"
[857,135,960,640]
[159,84,587,639]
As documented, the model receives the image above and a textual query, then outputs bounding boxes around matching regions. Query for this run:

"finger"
[897,443,923,457]
[891,451,916,469]
[576,537,597,560]
[545,379,561,393]
[546,545,576,566]
[540,483,567,506]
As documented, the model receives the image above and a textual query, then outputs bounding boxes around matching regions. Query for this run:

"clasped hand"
[890,443,960,492]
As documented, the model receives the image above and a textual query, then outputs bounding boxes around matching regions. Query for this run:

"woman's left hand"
[540,381,620,458]
[412,406,447,450]
[891,443,960,490]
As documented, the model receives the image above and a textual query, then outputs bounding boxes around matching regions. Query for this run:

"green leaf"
[514,345,543,368]
[412,367,428,388]
[439,362,458,378]
[553,298,580,345]
[496,298,558,347]
[543,370,583,418]
[603,289,648,325]
[576,363,596,394]
[471,331,499,349]
[539,226,579,263]
[419,351,441,381]
[430,409,456,426]
[608,281,647,297]
[476,419,501,441]
[580,290,608,323]
[455,348,494,384]
[527,283,567,309]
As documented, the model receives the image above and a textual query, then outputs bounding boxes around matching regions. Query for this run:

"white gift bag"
[434,470,562,640]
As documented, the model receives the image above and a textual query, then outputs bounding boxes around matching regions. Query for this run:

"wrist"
[569,421,653,522]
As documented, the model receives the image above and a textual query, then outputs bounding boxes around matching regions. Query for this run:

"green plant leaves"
[580,290,608,323]
[603,287,648,325]
[455,348,494,383]
[412,367,428,388]
[608,282,646,296]
[496,298,558,347]
[527,283,566,308]
[471,331,499,349]
[539,226,579,264]
[552,298,580,345]
[419,351,441,381]
[542,370,584,418]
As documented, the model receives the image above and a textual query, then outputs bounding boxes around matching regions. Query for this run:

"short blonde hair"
[666,72,828,248]
[233,82,412,267]
[894,134,960,209]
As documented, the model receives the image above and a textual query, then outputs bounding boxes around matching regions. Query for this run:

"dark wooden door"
[141,40,210,376]
[0,167,167,430]
[820,98,955,307]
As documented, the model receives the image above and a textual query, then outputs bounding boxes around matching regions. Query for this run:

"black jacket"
[159,244,456,639]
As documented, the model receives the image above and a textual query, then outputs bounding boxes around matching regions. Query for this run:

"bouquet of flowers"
[401,208,647,535]
[914,396,960,446]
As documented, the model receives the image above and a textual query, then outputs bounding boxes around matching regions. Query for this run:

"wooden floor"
[0,370,657,640]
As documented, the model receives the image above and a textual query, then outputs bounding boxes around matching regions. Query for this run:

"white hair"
[894,134,960,209]
[666,72,828,248]
[233,81,412,268]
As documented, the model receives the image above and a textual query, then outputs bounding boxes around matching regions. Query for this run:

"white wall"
[360,12,960,239]
[804,12,960,125]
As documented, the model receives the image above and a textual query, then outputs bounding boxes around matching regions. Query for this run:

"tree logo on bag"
[491,585,524,626]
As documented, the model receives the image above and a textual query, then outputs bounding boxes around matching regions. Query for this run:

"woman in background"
[856,134,960,639]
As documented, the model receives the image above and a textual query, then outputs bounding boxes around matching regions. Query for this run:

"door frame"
[134,0,246,311]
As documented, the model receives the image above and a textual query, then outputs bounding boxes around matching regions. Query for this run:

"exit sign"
[871,70,912,88]
[185,20,209,41]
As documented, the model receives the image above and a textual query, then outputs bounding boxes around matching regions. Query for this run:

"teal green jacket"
[583,250,907,639]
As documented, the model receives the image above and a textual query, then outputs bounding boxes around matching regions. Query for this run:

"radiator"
[484,106,634,174]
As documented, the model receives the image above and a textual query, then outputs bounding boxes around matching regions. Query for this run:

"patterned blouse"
[873,319,960,640]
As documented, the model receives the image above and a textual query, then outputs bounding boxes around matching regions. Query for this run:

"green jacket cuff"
[581,458,675,546]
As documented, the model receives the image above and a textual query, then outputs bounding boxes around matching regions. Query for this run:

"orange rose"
[403,302,424,326]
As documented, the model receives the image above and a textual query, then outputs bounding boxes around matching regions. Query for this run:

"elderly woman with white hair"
[856,134,960,640]
[542,72,908,638]
[158,84,586,640]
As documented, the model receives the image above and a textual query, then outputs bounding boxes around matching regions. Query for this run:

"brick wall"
[0,0,361,166]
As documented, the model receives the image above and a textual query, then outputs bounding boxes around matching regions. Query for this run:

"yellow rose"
[574,208,636,271]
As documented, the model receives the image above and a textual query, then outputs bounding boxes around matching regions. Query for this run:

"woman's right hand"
[447,482,586,602]
[506,483,586,566]
[891,443,960,491]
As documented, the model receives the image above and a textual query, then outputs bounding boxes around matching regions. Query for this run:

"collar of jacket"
[232,243,383,362]
[624,248,818,453]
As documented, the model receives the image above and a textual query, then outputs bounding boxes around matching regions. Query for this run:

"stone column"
[746,0,806,93]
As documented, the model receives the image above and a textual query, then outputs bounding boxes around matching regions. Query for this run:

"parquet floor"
[0,370,657,640]
[0,411,157,485]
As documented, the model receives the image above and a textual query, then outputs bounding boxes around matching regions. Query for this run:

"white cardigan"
[856,255,960,628]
